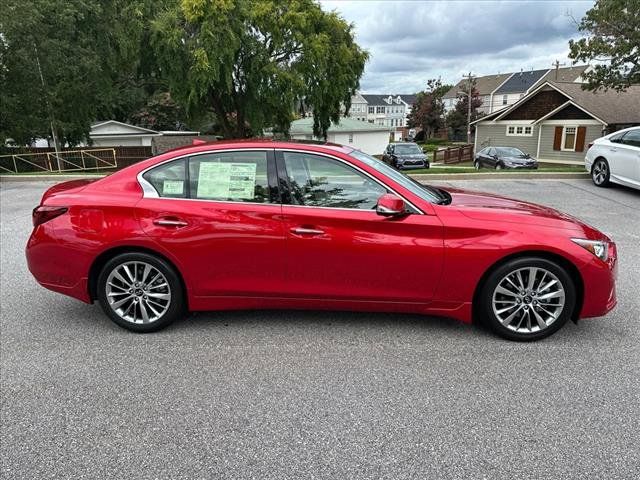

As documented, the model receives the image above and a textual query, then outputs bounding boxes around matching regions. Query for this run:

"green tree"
[446,86,482,141]
[407,79,445,139]
[151,0,368,139]
[569,0,640,91]
[0,0,166,147]
[129,92,187,131]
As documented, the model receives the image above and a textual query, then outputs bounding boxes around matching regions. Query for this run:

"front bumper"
[504,163,538,170]
[578,250,618,319]
[398,161,428,170]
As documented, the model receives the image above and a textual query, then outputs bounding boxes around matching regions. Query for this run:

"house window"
[562,127,577,151]
[506,125,533,136]
[502,95,508,105]
[376,106,385,114]
[368,106,374,114]
[348,133,353,143]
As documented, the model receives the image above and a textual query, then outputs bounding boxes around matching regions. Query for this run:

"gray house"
[473,81,640,163]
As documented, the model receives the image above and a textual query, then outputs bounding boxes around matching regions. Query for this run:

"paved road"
[1,179,639,479]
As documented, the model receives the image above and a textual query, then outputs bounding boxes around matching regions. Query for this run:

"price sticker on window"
[163,180,184,195]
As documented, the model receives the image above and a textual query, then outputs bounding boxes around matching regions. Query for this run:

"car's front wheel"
[97,252,185,332]
[474,160,481,170]
[478,257,576,341]
[591,158,610,187]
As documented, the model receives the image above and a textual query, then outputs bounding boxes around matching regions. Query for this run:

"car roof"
[162,138,356,156]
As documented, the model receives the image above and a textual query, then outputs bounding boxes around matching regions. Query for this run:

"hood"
[446,187,594,231]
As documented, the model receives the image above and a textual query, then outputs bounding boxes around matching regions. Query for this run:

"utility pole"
[34,43,62,172]
[464,72,475,144]
[552,59,566,81]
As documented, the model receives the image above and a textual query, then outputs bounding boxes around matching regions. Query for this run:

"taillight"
[32,206,68,227]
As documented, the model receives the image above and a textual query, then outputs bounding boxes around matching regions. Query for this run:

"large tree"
[568,0,640,91]
[446,86,482,141]
[407,79,446,139]
[0,0,167,147]
[151,0,368,139]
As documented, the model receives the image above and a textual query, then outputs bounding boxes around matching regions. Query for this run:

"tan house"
[472,81,640,163]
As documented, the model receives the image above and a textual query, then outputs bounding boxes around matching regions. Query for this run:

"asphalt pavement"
[1,178,639,479]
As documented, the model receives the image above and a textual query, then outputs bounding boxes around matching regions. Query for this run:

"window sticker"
[197,162,257,199]
[162,180,184,195]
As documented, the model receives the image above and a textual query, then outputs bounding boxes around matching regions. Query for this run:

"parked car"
[26,140,617,341]
[382,142,429,170]
[585,126,640,191]
[474,147,538,170]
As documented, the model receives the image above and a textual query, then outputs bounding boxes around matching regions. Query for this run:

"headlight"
[571,238,608,261]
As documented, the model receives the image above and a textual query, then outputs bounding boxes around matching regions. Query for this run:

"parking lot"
[1,178,639,479]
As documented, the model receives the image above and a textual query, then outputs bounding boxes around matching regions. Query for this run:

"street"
[1,178,639,479]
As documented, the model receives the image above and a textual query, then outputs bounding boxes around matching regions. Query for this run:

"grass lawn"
[407,162,586,175]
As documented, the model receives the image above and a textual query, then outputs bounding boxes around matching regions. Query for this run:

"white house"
[288,117,391,155]
[89,120,162,146]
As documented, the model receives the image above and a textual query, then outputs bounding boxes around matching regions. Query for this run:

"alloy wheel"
[105,261,172,324]
[491,267,565,334]
[592,161,608,185]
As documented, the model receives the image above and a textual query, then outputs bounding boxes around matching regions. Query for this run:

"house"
[343,93,417,141]
[472,81,640,163]
[288,117,391,155]
[444,65,589,114]
[89,120,199,147]
[443,73,512,114]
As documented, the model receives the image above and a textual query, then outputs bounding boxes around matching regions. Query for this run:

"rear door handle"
[153,217,188,228]
[290,227,324,236]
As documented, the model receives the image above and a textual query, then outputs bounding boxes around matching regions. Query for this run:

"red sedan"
[26,141,617,340]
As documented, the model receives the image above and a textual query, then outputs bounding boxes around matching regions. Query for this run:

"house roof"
[550,82,640,124]
[90,120,160,136]
[289,117,390,134]
[443,73,513,98]
[494,69,549,94]
[399,94,418,106]
[540,65,589,83]
[361,94,403,105]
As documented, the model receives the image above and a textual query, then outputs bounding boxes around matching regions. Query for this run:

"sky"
[319,0,594,93]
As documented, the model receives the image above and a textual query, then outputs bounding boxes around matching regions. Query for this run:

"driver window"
[282,152,386,210]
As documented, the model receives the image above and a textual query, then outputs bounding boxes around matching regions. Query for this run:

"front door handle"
[290,227,324,236]
[153,217,188,228]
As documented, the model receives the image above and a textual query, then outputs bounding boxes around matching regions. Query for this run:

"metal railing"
[0,148,117,174]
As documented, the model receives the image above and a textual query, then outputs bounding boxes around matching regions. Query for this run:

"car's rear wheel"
[592,158,610,187]
[478,257,576,341]
[97,252,185,333]
[474,160,481,170]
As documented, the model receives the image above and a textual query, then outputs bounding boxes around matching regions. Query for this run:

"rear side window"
[188,151,270,203]
[621,129,640,148]
[142,159,187,198]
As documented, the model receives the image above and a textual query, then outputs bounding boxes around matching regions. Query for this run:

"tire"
[474,160,481,170]
[477,257,576,341]
[425,162,430,169]
[591,158,610,187]
[495,163,503,170]
[97,252,186,333]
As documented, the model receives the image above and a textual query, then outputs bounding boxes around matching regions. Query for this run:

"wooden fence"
[433,144,474,164]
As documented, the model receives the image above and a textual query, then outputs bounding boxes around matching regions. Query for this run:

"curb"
[409,172,589,181]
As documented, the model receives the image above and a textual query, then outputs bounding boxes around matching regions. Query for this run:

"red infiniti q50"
[26,141,617,340]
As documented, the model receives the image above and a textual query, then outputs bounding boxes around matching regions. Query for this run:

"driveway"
[1,179,639,479]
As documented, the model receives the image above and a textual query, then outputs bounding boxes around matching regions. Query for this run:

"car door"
[276,150,444,303]
[611,129,640,186]
[135,149,288,298]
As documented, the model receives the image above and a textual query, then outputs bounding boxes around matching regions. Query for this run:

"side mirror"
[376,193,406,217]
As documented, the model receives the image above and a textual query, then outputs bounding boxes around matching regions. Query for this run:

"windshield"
[495,147,526,157]
[349,150,443,204]
[394,144,423,155]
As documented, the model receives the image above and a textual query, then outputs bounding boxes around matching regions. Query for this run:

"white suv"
[585,126,640,191]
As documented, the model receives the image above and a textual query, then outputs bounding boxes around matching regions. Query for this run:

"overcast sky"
[320,0,594,93]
